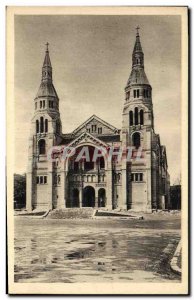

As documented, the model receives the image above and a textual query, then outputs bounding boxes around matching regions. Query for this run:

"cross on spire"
[45,42,49,51]
[136,26,140,36]
[43,42,52,69]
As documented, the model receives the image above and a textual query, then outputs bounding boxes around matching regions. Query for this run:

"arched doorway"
[98,188,106,207]
[72,188,79,207]
[83,186,95,207]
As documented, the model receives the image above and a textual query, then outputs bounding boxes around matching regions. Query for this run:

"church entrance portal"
[98,188,106,207]
[83,186,95,207]
[72,188,79,207]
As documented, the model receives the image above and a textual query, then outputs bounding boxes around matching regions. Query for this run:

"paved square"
[14,213,181,283]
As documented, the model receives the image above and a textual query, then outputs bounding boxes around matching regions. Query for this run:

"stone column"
[26,172,33,211]
[26,137,34,211]
[120,129,128,210]
[146,151,152,213]
[106,160,113,210]
[121,147,127,210]
[47,171,53,210]
[121,167,127,210]
[95,196,98,208]
[59,170,66,208]
[79,188,83,208]
[47,156,54,210]
[151,155,157,210]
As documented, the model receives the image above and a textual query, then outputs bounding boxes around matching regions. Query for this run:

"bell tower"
[122,28,154,212]
[26,43,62,211]
[35,42,62,136]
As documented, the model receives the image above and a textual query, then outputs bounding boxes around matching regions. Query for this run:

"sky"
[14,15,181,184]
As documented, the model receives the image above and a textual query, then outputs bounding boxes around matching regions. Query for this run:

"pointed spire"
[35,43,58,99]
[42,42,52,82]
[132,27,144,68]
[136,26,140,36]
[133,26,143,53]
[125,29,150,88]
[43,42,52,68]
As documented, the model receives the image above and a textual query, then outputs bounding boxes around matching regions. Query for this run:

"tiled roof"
[43,50,52,67]
[133,35,142,53]
[127,67,150,86]
[36,82,59,98]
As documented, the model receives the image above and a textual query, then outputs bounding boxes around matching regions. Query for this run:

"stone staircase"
[95,210,143,219]
[47,208,95,219]
[47,208,143,219]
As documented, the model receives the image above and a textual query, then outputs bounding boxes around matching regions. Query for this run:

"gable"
[67,131,109,148]
[72,115,120,137]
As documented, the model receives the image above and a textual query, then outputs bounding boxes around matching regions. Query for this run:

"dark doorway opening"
[83,186,95,207]
[98,188,106,207]
[72,188,79,207]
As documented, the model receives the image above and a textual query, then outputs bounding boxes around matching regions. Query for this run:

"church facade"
[26,31,170,212]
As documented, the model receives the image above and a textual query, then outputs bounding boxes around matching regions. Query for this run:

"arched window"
[135,107,138,125]
[140,110,144,125]
[129,111,133,126]
[84,161,94,171]
[132,132,141,149]
[118,173,121,182]
[40,117,44,133]
[36,120,39,133]
[126,91,130,100]
[143,89,145,98]
[45,119,48,133]
[38,139,46,155]
[99,157,105,169]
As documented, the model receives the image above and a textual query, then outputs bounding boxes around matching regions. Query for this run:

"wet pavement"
[14,215,181,283]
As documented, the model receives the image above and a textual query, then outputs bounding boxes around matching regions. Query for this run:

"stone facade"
[26,32,170,212]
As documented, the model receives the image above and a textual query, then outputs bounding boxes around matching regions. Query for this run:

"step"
[47,208,95,219]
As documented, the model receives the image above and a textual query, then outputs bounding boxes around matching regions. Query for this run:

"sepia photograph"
[6,6,188,295]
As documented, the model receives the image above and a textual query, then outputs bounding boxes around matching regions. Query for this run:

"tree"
[14,174,26,209]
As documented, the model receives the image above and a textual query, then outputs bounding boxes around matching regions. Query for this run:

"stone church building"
[26,30,170,212]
